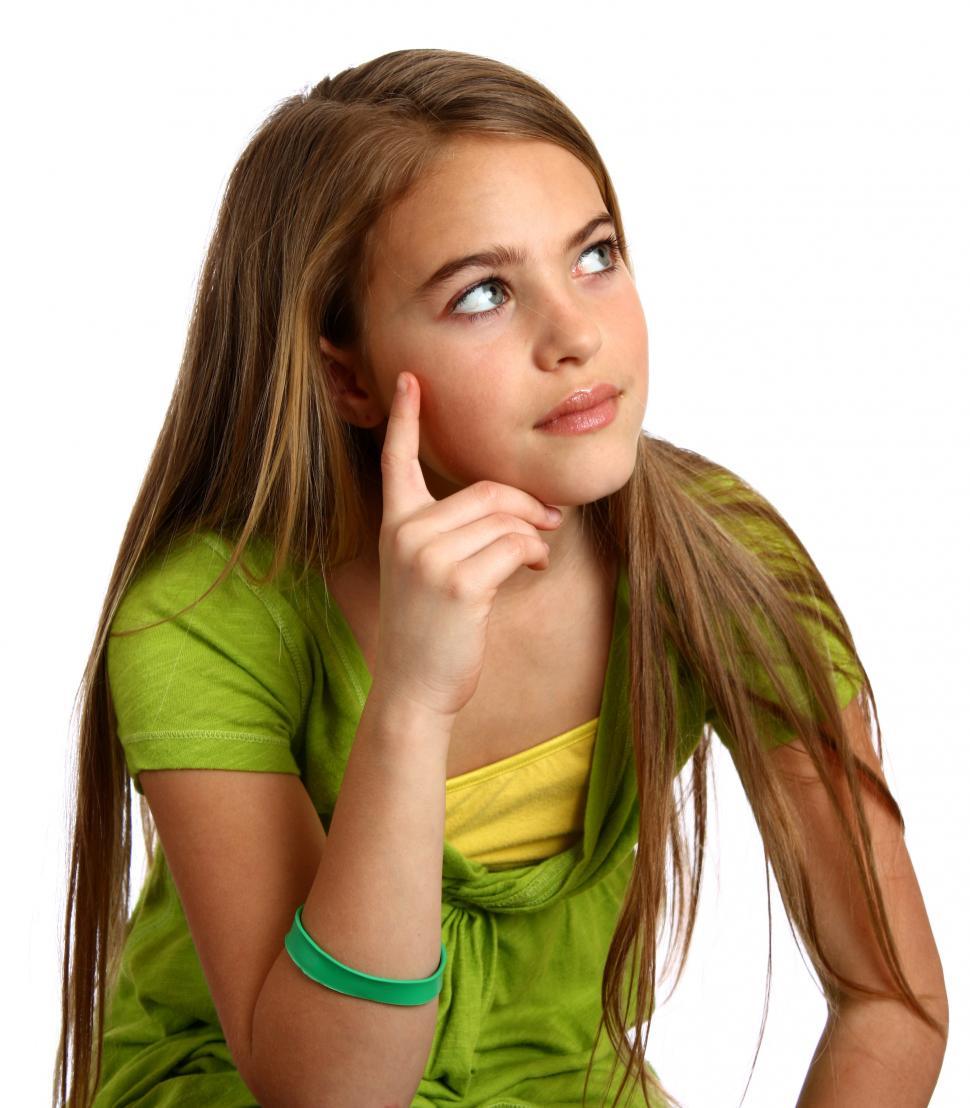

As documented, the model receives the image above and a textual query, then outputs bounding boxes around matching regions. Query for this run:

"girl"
[55,48,947,1108]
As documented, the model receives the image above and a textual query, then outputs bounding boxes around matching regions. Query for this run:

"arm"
[796,1001,945,1107]
[250,683,452,1105]
[768,697,948,1107]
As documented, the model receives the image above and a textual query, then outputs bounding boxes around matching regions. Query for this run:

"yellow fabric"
[444,717,599,869]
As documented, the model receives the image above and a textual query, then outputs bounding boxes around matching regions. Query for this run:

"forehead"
[370,136,604,297]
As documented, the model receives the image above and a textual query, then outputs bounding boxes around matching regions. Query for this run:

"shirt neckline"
[319,558,628,876]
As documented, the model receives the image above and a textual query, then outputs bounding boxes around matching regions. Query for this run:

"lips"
[534,383,620,428]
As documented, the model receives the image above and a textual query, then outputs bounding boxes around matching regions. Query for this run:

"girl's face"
[322,133,648,532]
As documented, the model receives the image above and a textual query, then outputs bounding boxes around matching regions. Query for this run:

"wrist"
[363,679,458,744]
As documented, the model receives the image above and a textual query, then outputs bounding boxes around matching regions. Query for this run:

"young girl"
[55,48,947,1108]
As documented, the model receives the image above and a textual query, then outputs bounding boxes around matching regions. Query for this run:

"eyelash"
[449,231,627,324]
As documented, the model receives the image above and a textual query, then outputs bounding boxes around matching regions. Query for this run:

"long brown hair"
[54,48,943,1107]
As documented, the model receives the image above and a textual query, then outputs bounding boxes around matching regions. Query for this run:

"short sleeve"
[697,471,866,752]
[107,532,309,795]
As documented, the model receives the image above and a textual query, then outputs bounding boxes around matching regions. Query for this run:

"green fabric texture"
[696,471,866,753]
[94,478,864,1106]
[94,531,679,1107]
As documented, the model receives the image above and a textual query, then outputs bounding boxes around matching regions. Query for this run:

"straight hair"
[54,48,942,1107]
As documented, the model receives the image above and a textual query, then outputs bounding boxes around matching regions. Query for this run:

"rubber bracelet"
[284,904,447,1006]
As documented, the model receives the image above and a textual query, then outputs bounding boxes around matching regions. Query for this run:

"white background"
[3,1,966,1104]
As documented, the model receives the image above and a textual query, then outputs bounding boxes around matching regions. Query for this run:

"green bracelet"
[284,904,447,1006]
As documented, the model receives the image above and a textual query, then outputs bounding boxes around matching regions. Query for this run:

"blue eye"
[448,232,627,324]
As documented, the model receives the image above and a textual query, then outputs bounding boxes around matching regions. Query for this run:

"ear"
[318,335,386,429]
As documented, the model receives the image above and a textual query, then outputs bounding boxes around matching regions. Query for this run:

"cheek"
[408,374,504,480]
[615,284,648,350]
[615,288,649,392]
[415,336,512,430]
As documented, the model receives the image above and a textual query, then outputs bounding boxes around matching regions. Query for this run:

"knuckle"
[412,542,439,576]
[442,565,472,603]
[506,532,530,554]
[390,522,417,559]
[474,480,501,505]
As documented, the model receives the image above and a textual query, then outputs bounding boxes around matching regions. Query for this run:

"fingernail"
[546,506,562,521]
[397,373,408,395]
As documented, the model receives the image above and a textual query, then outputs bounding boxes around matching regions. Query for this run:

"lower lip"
[535,395,619,435]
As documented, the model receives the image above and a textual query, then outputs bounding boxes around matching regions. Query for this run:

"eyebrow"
[411,211,615,303]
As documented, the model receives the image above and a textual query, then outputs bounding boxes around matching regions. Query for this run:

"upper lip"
[534,382,620,427]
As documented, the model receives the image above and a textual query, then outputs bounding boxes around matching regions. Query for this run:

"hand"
[372,371,564,722]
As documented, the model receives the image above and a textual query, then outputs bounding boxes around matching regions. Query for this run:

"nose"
[523,282,603,368]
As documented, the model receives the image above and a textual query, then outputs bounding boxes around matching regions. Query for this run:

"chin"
[532,454,639,509]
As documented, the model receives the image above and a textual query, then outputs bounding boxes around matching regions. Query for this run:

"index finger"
[380,372,429,519]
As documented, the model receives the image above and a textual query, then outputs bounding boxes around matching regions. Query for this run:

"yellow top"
[444,717,599,869]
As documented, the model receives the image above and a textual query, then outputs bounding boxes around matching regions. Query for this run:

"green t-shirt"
[94,484,862,1106]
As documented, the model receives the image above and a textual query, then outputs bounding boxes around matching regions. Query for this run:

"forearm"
[796,1001,947,1107]
[249,682,454,1106]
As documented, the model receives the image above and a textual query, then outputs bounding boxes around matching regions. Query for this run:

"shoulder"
[115,529,309,619]
[672,454,811,571]
[110,529,316,701]
[651,440,772,514]
[112,530,235,623]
